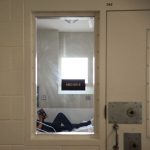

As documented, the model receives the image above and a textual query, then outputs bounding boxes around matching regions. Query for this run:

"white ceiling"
[37,17,94,32]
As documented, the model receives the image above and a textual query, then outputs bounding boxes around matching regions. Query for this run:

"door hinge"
[104,105,107,120]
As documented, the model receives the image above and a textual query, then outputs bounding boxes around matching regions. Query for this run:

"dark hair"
[37,109,47,118]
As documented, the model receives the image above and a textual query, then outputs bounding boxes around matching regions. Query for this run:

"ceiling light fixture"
[61,17,79,24]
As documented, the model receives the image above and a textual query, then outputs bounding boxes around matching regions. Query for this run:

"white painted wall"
[37,29,94,108]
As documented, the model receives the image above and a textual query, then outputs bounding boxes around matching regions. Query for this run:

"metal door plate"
[124,133,141,150]
[108,102,142,124]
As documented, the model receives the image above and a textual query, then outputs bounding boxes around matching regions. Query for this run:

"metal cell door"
[106,10,150,150]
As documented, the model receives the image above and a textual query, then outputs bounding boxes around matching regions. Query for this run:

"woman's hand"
[37,114,45,129]
[38,114,45,122]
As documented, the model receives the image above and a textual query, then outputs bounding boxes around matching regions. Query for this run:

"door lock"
[108,102,142,124]
[127,108,136,118]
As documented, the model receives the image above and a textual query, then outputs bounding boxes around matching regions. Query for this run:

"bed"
[36,124,94,134]
[36,108,94,134]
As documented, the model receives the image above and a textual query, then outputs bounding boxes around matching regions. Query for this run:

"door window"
[35,15,97,134]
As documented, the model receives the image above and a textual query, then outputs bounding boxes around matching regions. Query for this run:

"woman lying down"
[37,109,92,132]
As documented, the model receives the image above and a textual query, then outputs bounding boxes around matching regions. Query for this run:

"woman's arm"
[37,121,43,129]
[37,114,44,129]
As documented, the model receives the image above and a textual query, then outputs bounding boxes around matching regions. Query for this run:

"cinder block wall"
[0,0,24,149]
[0,1,98,150]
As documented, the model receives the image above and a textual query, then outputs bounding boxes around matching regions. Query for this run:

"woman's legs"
[52,112,92,132]
[52,113,73,132]
[72,120,91,129]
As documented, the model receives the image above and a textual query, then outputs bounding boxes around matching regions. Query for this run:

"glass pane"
[35,16,95,134]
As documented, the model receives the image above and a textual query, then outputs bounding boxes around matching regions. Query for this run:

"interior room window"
[61,57,88,83]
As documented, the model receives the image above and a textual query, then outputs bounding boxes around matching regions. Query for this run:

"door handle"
[113,123,119,150]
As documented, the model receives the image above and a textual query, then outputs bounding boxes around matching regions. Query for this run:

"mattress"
[36,124,94,134]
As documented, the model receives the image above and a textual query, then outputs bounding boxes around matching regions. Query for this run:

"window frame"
[30,11,100,144]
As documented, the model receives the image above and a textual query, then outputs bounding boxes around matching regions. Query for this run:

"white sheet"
[73,124,93,132]
[36,124,94,134]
